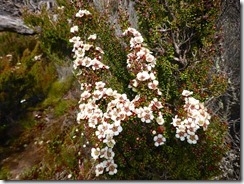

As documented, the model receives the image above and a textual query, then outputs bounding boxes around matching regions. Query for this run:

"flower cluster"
[70,9,211,177]
[76,81,167,176]
[122,28,167,147]
[70,18,167,176]
[122,27,167,147]
[76,9,91,18]
[69,14,109,73]
[123,28,161,96]
[171,90,211,144]
[70,10,120,176]
[69,34,109,71]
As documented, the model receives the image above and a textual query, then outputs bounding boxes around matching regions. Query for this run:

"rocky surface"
[0,15,35,34]
[0,0,56,34]
[0,0,23,17]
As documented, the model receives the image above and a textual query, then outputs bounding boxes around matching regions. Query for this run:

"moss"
[42,76,74,108]
[0,166,11,180]
[54,99,76,117]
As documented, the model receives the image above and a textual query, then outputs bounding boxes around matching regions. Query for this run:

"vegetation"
[0,0,239,180]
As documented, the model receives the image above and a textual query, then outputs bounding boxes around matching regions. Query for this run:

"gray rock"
[0,15,35,34]
[0,0,57,34]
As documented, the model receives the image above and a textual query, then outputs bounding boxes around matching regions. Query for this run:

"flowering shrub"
[0,0,230,180]
[172,90,211,144]
[69,9,221,179]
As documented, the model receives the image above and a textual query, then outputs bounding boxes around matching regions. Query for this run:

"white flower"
[102,159,111,168]
[156,115,165,125]
[122,29,130,36]
[187,134,199,144]
[150,98,163,109]
[80,83,87,90]
[109,108,120,121]
[95,163,104,176]
[34,54,42,61]
[123,27,139,36]
[78,103,86,111]
[109,121,123,136]
[146,53,155,63]
[147,65,152,71]
[77,104,87,122]
[77,110,87,122]
[118,93,127,101]
[148,80,159,90]
[95,81,106,90]
[131,79,139,87]
[122,101,134,116]
[186,124,199,135]
[101,147,115,159]
[175,125,187,141]
[74,47,85,58]
[136,49,146,58]
[175,131,187,141]
[176,124,186,133]
[183,117,192,127]
[76,9,91,17]
[171,115,182,127]
[58,6,64,10]
[83,44,93,51]
[96,122,109,139]
[135,107,143,118]
[195,117,204,126]
[81,57,92,67]
[149,72,156,80]
[118,110,127,121]
[157,89,162,96]
[96,47,104,54]
[92,90,104,100]
[187,97,200,109]
[91,58,109,70]
[202,121,209,131]
[188,109,200,118]
[134,36,144,44]
[105,88,113,96]
[69,36,81,43]
[70,25,78,33]
[182,90,193,97]
[128,27,139,35]
[91,147,100,160]
[111,90,119,98]
[103,134,116,148]
[20,99,26,103]
[80,90,91,101]
[153,134,166,147]
[141,106,154,123]
[106,161,118,175]
[100,147,108,158]
[88,34,97,40]
[88,117,98,128]
[107,101,117,111]
[136,71,150,81]
[129,38,137,48]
